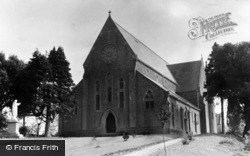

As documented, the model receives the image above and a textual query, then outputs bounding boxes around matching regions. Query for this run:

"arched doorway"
[106,113,116,133]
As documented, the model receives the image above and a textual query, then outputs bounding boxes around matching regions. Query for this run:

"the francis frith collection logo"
[188,12,237,41]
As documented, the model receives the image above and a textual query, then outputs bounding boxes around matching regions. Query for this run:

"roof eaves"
[137,58,178,85]
[169,60,201,66]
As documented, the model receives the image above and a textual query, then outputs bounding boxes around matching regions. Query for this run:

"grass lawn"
[150,134,250,156]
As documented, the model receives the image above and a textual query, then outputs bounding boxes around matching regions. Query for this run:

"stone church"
[60,14,214,136]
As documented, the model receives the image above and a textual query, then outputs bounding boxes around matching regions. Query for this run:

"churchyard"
[64,134,250,156]
[0,133,249,156]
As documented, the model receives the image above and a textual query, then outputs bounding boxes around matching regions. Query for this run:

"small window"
[95,81,101,110]
[188,111,191,131]
[180,107,183,129]
[119,78,125,108]
[96,94,100,110]
[106,73,113,103]
[108,86,112,102]
[172,103,175,127]
[192,111,193,122]
[119,92,124,108]
[119,78,124,89]
[194,113,197,132]
[184,111,188,131]
[145,90,154,109]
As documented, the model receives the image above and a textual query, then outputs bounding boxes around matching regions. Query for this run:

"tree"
[238,85,250,137]
[11,50,52,132]
[44,47,75,136]
[0,53,8,109]
[0,112,8,132]
[221,42,250,136]
[227,96,242,134]
[14,51,51,115]
[204,42,228,134]
[12,48,75,137]
[0,52,25,111]
[158,92,171,156]
[205,42,250,135]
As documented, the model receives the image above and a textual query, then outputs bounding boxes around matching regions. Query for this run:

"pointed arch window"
[106,73,113,103]
[180,107,183,129]
[145,90,154,109]
[119,78,125,108]
[194,113,197,133]
[171,103,175,127]
[184,110,188,132]
[95,80,101,110]
[188,110,191,131]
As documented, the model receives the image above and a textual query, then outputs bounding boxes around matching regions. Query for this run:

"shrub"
[187,131,194,141]
[19,126,29,136]
[182,139,190,145]
[219,138,234,146]
[0,112,8,131]
[182,131,190,145]
[123,132,129,141]
[227,104,242,135]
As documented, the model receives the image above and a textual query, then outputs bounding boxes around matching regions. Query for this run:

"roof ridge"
[114,21,169,65]
[169,60,201,66]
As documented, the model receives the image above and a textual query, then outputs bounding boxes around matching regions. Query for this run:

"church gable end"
[78,15,139,135]
[83,15,136,73]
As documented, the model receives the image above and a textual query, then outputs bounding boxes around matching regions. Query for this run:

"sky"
[1,0,250,84]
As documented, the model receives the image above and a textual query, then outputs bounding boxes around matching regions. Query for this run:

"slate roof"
[168,60,202,92]
[138,71,200,110]
[114,21,177,84]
